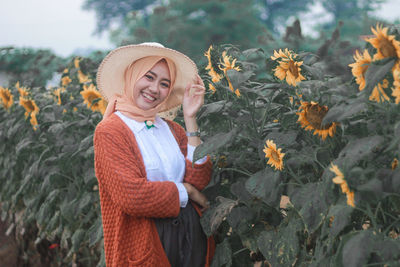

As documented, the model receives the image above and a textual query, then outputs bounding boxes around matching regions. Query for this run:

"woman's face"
[133,60,171,110]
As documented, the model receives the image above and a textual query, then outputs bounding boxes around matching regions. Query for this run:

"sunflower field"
[1,23,400,266]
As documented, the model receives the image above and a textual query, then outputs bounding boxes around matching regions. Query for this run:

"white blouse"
[115,111,206,208]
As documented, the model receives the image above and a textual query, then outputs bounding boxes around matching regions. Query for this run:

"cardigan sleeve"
[94,128,181,218]
[166,120,213,191]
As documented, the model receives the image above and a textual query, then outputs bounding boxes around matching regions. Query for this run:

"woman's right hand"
[183,183,210,211]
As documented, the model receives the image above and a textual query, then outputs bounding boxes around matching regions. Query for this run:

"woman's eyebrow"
[148,71,171,83]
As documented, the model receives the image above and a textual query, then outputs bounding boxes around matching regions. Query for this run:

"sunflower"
[297,101,337,140]
[367,24,400,61]
[78,70,91,83]
[271,48,306,87]
[329,163,355,207]
[61,76,72,86]
[53,88,62,105]
[204,46,223,83]
[19,97,40,130]
[219,51,241,97]
[348,49,372,91]
[369,80,390,103]
[80,83,106,114]
[0,86,14,110]
[392,67,400,104]
[208,83,216,94]
[74,57,81,69]
[263,139,285,171]
[392,158,398,170]
[16,81,29,97]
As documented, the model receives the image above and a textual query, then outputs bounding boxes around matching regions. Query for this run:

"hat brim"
[96,44,198,113]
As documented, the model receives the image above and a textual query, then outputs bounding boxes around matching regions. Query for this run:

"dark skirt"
[154,201,207,267]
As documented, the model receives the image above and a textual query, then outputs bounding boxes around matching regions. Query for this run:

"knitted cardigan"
[94,113,214,267]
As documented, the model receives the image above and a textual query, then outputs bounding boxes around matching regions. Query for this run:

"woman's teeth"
[143,93,155,101]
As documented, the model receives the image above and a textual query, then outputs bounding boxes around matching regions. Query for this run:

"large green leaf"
[198,100,227,120]
[200,197,239,236]
[341,230,374,267]
[363,58,395,96]
[72,229,86,252]
[211,239,232,267]
[245,168,282,207]
[327,204,353,237]
[193,128,239,162]
[336,135,384,167]
[226,69,254,89]
[322,98,367,126]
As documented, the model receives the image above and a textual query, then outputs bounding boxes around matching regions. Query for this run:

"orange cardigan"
[94,113,214,267]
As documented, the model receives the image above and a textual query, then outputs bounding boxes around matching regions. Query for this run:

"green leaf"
[342,230,374,267]
[72,229,86,252]
[193,128,239,162]
[200,197,238,236]
[245,168,282,207]
[363,58,395,96]
[322,99,367,126]
[226,69,254,89]
[327,204,353,237]
[336,135,384,167]
[211,239,232,267]
[88,217,103,247]
[198,100,227,120]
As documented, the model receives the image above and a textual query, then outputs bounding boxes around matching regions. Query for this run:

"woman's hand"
[182,74,205,119]
[183,183,210,212]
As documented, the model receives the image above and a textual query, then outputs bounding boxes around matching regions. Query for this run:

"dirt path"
[0,219,18,266]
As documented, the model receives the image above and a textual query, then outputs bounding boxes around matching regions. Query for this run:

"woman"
[94,42,214,267]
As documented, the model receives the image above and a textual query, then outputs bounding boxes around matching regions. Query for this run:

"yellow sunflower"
[349,49,372,91]
[367,24,400,61]
[19,97,40,130]
[263,139,285,171]
[16,81,29,97]
[208,83,216,94]
[271,48,306,87]
[80,83,106,114]
[204,46,223,83]
[369,80,390,103]
[74,57,81,69]
[61,76,72,86]
[0,86,14,110]
[329,163,355,207]
[392,67,400,104]
[392,158,398,170]
[219,51,241,97]
[297,101,338,140]
[78,70,91,83]
[53,88,62,105]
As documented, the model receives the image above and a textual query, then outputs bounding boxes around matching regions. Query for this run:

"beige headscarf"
[102,56,176,122]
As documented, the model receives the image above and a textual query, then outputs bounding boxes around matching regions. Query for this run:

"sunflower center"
[25,100,35,112]
[378,37,396,58]
[1,92,10,102]
[305,105,329,129]
[271,150,280,161]
[288,60,299,78]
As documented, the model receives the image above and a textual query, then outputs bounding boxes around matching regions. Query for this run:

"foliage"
[192,24,400,266]
[0,56,106,266]
[0,47,65,88]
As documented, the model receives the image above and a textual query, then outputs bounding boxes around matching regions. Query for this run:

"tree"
[109,0,273,61]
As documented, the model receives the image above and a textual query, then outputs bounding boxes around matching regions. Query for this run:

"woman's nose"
[148,82,158,93]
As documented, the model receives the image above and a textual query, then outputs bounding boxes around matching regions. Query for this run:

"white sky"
[0,0,399,57]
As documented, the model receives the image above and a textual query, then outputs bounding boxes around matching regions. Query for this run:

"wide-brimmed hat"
[96,42,198,118]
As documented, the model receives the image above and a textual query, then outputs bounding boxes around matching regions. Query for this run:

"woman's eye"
[145,74,154,80]
[161,82,170,88]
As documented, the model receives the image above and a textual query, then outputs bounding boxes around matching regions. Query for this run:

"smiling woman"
[93,42,215,267]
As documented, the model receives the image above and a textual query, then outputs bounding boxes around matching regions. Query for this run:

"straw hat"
[96,42,198,119]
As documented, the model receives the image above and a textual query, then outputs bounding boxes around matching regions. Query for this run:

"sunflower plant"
[192,24,400,267]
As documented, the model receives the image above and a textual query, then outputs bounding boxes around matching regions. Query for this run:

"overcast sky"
[0,0,399,57]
